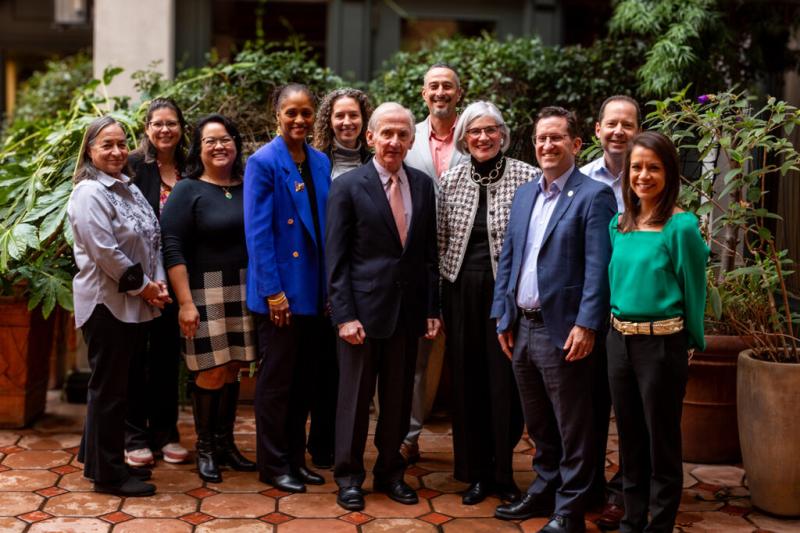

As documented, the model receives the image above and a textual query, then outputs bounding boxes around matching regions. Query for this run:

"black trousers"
[78,304,147,484]
[254,313,334,478]
[125,300,181,452]
[306,322,338,464]
[334,327,418,488]
[590,333,624,506]
[607,328,688,533]
[443,270,523,485]
[512,317,595,519]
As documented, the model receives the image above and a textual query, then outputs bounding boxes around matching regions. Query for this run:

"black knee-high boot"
[215,381,256,471]
[193,385,222,483]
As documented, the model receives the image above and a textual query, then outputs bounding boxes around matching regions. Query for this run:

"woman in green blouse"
[606,131,708,533]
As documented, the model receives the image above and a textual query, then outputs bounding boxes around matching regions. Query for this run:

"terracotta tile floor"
[0,392,798,532]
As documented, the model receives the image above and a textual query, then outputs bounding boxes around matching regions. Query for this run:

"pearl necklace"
[470,156,505,186]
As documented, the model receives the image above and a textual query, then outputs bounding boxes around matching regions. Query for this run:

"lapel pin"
[295,182,305,192]
[567,190,574,197]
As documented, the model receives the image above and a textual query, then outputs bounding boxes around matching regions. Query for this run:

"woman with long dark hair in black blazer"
[124,98,190,468]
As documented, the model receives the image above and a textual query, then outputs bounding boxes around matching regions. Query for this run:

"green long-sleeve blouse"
[608,212,710,350]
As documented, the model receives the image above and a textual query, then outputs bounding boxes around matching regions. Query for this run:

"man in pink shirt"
[403,64,469,464]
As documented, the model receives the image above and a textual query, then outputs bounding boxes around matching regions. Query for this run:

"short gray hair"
[367,102,415,133]
[454,101,510,155]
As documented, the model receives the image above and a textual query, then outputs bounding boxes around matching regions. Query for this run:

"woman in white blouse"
[68,116,170,497]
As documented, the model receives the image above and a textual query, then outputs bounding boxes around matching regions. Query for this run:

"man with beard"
[580,95,640,531]
[400,63,469,465]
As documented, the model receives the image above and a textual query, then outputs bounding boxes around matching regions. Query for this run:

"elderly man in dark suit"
[491,106,616,533]
[326,102,441,512]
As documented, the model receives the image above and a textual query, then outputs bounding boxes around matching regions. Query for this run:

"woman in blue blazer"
[244,83,334,493]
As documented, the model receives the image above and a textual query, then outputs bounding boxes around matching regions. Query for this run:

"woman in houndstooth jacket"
[438,101,541,506]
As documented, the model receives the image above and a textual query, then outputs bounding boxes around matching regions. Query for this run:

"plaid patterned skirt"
[183,267,256,371]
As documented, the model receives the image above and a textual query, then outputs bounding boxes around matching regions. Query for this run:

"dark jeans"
[125,301,181,452]
[590,332,624,506]
[78,304,147,484]
[512,316,595,519]
[607,328,689,533]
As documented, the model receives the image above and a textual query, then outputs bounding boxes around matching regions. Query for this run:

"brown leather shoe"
[399,442,420,464]
[595,502,624,530]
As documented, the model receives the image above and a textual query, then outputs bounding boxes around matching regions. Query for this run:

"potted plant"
[650,88,800,514]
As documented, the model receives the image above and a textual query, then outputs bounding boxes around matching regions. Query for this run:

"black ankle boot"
[192,385,222,483]
[215,381,256,471]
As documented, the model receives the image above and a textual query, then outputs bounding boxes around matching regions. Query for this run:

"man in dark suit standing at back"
[491,106,616,533]
[326,102,441,513]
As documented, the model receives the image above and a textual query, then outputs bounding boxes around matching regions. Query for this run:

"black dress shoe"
[126,466,152,480]
[495,482,521,502]
[538,514,585,533]
[94,477,156,497]
[374,479,418,505]
[264,474,306,493]
[462,481,491,505]
[495,492,554,520]
[294,466,325,485]
[337,486,365,511]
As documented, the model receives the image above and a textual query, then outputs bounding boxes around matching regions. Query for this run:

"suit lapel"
[405,165,425,253]
[540,168,582,248]
[278,138,317,246]
[361,164,402,246]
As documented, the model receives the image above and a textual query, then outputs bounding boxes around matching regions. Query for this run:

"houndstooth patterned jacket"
[438,157,542,281]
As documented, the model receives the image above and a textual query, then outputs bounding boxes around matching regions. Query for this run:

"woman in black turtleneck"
[438,101,542,506]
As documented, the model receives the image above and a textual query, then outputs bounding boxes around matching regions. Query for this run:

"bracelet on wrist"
[267,293,287,305]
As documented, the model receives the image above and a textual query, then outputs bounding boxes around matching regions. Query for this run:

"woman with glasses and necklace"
[438,101,540,505]
[244,84,333,493]
[124,98,190,469]
[160,114,257,483]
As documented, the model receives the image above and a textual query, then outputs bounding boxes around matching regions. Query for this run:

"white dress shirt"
[516,167,573,309]
[580,156,624,212]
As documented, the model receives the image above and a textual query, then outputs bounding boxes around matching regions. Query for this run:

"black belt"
[518,307,543,323]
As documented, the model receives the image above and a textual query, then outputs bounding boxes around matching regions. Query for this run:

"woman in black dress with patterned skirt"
[161,114,257,483]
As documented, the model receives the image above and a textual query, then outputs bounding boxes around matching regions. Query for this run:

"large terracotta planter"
[737,350,800,516]
[681,335,746,463]
[0,296,56,428]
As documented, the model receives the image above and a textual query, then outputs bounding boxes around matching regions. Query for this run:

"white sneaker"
[124,448,154,467]
[161,442,189,464]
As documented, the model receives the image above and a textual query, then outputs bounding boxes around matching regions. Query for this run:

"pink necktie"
[388,174,407,246]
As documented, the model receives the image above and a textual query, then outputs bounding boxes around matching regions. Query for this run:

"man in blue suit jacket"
[491,107,616,533]
[326,102,440,513]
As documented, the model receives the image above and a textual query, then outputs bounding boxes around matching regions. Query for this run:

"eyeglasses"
[466,124,503,138]
[534,134,569,145]
[202,136,234,148]
[148,120,181,130]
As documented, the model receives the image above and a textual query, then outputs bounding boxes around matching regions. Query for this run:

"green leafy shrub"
[6,52,93,128]
[135,41,344,154]
[370,35,646,163]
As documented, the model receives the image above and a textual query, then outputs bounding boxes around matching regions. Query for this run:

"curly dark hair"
[184,114,244,181]
[312,88,373,152]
